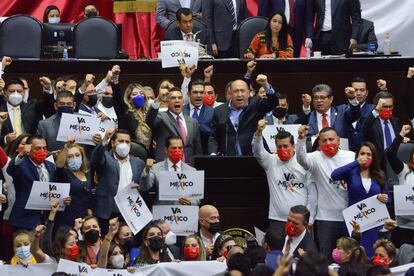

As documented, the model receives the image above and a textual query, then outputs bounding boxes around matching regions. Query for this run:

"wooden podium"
[194,156,269,232]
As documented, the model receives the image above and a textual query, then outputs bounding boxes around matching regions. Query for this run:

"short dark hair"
[264,228,284,251]
[165,135,183,148]
[249,264,273,276]
[290,205,310,225]
[189,79,205,92]
[56,90,74,101]
[245,245,266,268]
[366,265,391,276]
[169,86,182,93]
[43,5,60,23]
[277,93,288,101]
[312,84,333,97]
[5,79,24,91]
[373,91,393,105]
[176,8,192,21]
[319,127,337,136]
[351,77,367,85]
[275,131,294,145]
[204,81,215,90]
[226,253,251,275]
[26,135,46,145]
[111,129,131,142]
[295,251,330,276]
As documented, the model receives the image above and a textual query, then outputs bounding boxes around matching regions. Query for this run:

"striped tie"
[227,0,237,29]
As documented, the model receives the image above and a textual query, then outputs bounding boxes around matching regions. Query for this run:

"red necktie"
[288,0,295,27]
[322,113,329,129]
[284,237,292,256]
[173,164,178,171]
[176,116,187,162]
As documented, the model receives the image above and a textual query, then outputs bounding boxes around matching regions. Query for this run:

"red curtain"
[0,0,258,59]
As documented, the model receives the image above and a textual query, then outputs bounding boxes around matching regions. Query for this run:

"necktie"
[37,165,47,182]
[184,33,190,41]
[284,237,292,256]
[12,106,23,136]
[192,107,199,120]
[288,0,295,27]
[173,164,178,171]
[227,0,237,29]
[383,121,392,149]
[176,116,187,162]
[322,113,329,129]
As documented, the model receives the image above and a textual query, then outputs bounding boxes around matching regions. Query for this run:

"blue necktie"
[192,107,199,120]
[383,121,392,149]
[227,0,237,29]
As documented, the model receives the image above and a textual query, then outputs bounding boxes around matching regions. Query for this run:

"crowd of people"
[1,50,414,276]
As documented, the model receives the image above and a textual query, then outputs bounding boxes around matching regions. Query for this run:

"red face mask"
[32,149,48,165]
[360,157,372,170]
[277,148,292,162]
[168,148,183,164]
[223,249,229,259]
[379,108,393,120]
[285,221,299,237]
[203,94,215,107]
[372,255,390,267]
[321,143,338,157]
[67,244,80,261]
[183,246,200,260]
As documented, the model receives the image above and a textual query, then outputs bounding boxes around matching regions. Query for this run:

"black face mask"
[84,229,100,244]
[101,96,114,108]
[86,11,98,18]
[148,236,163,251]
[122,236,135,252]
[208,222,221,235]
[87,94,98,107]
[273,107,287,119]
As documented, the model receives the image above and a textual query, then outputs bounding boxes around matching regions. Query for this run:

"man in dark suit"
[203,0,248,58]
[165,8,209,47]
[90,128,145,234]
[346,77,375,151]
[183,79,214,154]
[147,87,202,164]
[74,74,100,116]
[7,135,59,230]
[312,0,362,55]
[355,18,378,52]
[282,205,317,257]
[156,0,202,29]
[298,84,360,140]
[0,78,54,147]
[257,0,313,57]
[208,75,278,156]
[264,94,299,125]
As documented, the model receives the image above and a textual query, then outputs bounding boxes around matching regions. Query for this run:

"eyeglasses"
[313,95,329,101]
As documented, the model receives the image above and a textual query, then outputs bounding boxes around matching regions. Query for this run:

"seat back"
[237,16,268,58]
[0,15,43,58]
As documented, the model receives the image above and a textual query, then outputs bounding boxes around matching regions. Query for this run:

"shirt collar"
[228,101,247,112]
[167,158,182,170]
[169,111,184,120]
[7,102,21,110]
[317,107,331,117]
[190,103,202,111]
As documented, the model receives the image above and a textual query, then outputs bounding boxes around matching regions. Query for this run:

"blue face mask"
[57,106,73,116]
[132,95,145,109]
[15,245,31,260]
[68,157,82,171]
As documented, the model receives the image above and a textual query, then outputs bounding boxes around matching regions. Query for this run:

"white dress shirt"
[316,108,331,131]
[282,230,307,256]
[189,103,202,118]
[322,0,332,31]
[284,0,293,24]
[115,154,133,194]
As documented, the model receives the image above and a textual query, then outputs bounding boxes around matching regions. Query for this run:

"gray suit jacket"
[156,0,202,28]
[37,114,66,151]
[91,143,145,219]
[140,159,198,205]
[146,104,203,165]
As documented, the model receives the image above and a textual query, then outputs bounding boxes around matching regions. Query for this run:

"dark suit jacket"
[183,104,214,154]
[165,26,209,47]
[37,114,66,152]
[356,19,378,52]
[292,230,317,258]
[90,143,145,219]
[7,157,56,230]
[208,93,278,156]
[312,0,362,54]
[264,113,299,125]
[146,105,202,164]
[203,0,248,51]
[347,102,374,151]
[156,0,202,28]
[257,0,313,57]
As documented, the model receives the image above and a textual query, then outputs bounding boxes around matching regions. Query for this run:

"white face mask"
[8,91,23,106]
[147,99,155,106]
[111,254,125,269]
[165,231,177,246]
[115,143,130,158]
[48,17,60,24]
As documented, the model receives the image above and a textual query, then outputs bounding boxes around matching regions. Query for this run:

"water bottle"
[63,48,69,60]
[384,32,392,55]
[306,46,311,59]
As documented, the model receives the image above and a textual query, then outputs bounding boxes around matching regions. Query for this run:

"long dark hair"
[50,225,78,262]
[43,5,60,23]
[355,142,385,190]
[5,133,30,158]
[264,12,288,52]
[139,223,170,263]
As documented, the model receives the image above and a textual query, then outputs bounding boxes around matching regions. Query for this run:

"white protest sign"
[254,226,265,245]
[115,184,153,235]
[158,171,204,201]
[25,181,70,211]
[152,205,199,236]
[91,268,141,276]
[394,185,414,216]
[160,40,199,68]
[262,124,301,152]
[77,110,117,138]
[57,259,91,276]
[57,113,100,145]
[342,194,390,236]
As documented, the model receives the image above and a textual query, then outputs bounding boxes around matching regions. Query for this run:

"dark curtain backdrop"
[0,0,258,59]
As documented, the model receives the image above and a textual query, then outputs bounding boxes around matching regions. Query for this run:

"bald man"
[208,75,278,156]
[196,204,221,258]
